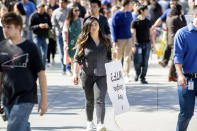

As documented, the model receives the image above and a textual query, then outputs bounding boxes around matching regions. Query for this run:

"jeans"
[33,37,48,69]
[176,77,197,131]
[80,73,107,124]
[4,103,34,131]
[133,43,151,80]
[28,30,33,41]
[56,34,67,72]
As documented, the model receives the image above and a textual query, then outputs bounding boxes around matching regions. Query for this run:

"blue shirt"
[20,1,36,17]
[132,12,138,20]
[174,23,197,73]
[111,10,133,43]
[160,8,171,22]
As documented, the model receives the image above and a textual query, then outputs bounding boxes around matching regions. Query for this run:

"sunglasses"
[74,9,80,12]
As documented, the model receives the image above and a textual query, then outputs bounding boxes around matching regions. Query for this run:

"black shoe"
[141,79,148,84]
[134,76,138,82]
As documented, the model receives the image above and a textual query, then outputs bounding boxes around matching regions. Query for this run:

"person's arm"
[174,30,186,88]
[0,72,2,108]
[131,28,136,54]
[175,64,187,88]
[30,14,46,30]
[62,20,69,51]
[152,18,162,28]
[111,15,118,47]
[47,14,52,29]
[181,14,187,26]
[51,10,59,33]
[37,70,48,116]
[73,62,80,85]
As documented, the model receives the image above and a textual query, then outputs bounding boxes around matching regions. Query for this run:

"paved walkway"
[1,54,197,131]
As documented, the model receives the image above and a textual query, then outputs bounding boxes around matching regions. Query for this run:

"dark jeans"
[133,43,151,80]
[162,44,173,65]
[176,77,197,131]
[4,103,34,131]
[80,73,107,124]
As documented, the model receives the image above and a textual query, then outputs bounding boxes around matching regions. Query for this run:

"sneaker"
[159,61,166,67]
[141,79,148,84]
[97,124,106,131]
[86,121,95,131]
[124,75,131,83]
[66,70,73,76]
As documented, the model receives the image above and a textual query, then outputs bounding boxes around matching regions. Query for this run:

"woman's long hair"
[74,17,110,56]
[15,2,26,15]
[169,4,182,17]
[66,2,79,25]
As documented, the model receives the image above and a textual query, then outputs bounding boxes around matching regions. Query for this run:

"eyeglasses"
[74,9,80,12]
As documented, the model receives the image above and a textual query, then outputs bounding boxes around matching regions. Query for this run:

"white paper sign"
[105,60,130,115]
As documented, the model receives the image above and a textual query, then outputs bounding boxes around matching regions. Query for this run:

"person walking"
[51,0,71,74]
[0,12,47,131]
[14,2,28,38]
[111,0,135,82]
[166,4,186,82]
[174,8,197,131]
[131,5,153,84]
[62,3,83,73]
[73,17,111,131]
[30,3,52,69]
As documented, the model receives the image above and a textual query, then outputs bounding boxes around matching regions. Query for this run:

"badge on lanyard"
[188,79,194,90]
[138,48,142,54]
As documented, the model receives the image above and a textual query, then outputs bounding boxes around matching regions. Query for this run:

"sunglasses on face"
[74,9,80,12]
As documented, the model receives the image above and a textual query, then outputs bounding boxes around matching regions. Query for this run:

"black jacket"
[74,37,111,76]
[30,12,52,38]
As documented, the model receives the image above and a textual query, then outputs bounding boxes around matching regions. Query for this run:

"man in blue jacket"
[174,9,197,131]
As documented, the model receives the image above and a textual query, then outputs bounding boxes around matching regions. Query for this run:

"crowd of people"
[0,0,197,131]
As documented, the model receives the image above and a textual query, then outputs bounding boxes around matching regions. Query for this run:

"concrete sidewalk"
[1,54,197,131]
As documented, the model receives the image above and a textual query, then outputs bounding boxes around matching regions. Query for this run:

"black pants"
[47,38,56,63]
[80,73,107,124]
[162,44,173,65]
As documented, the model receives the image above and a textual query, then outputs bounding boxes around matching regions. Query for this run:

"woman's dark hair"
[8,1,16,12]
[169,4,182,16]
[15,2,26,16]
[66,2,79,25]
[75,17,110,56]
[137,5,148,14]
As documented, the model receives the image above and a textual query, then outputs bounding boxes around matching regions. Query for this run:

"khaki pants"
[116,38,132,75]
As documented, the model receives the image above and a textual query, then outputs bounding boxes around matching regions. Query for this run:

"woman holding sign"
[73,17,112,131]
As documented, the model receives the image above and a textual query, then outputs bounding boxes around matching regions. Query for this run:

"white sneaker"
[124,75,131,83]
[66,70,73,76]
[97,124,106,131]
[86,121,95,131]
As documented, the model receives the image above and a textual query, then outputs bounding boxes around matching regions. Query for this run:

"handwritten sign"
[105,60,130,115]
